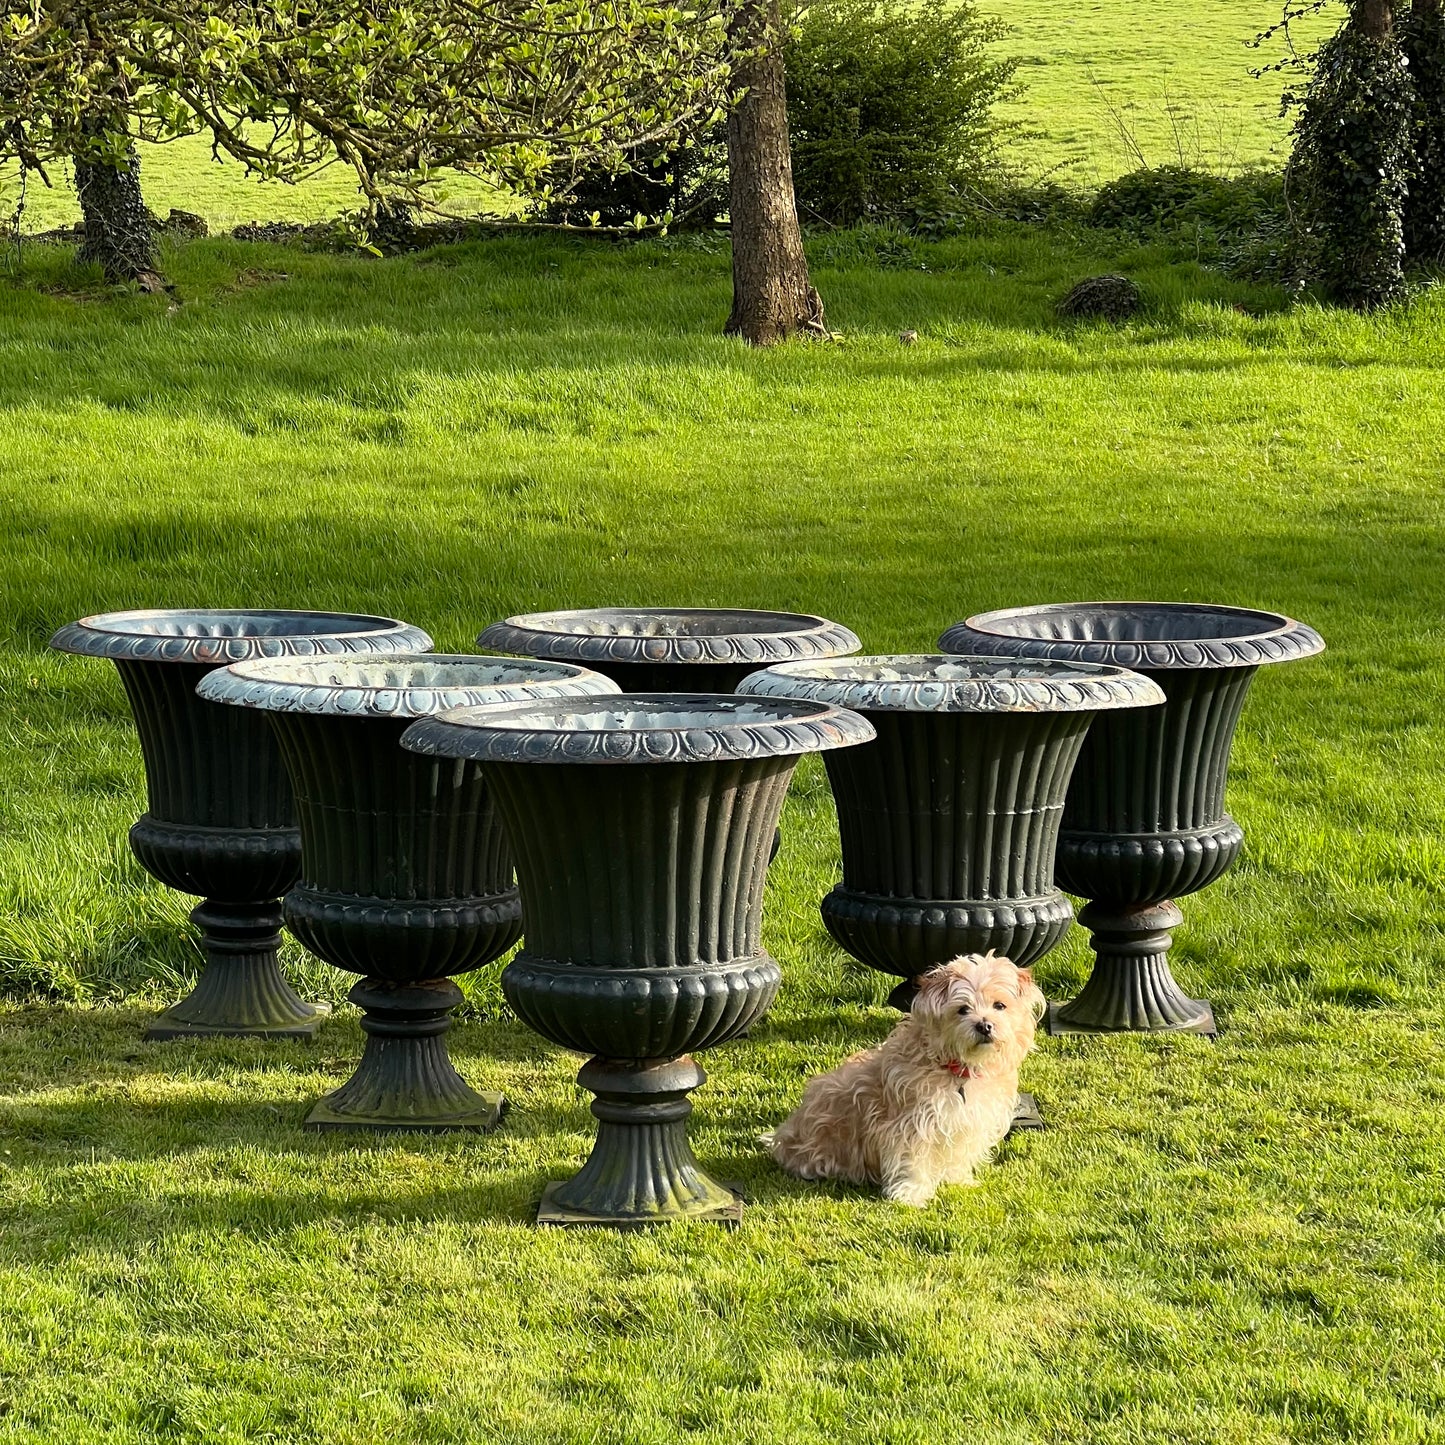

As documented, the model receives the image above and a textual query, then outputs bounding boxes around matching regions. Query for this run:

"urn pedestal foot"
[538,1057,742,1229]
[1047,901,1216,1036]
[1012,1093,1045,1130]
[146,900,330,1041]
[305,978,503,1132]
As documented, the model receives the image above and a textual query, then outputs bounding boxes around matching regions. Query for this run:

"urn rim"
[942,601,1325,670]
[195,653,621,717]
[50,608,433,664]
[737,653,1164,713]
[400,692,876,764]
[477,607,861,667]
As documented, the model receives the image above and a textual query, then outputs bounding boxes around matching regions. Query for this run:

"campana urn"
[50,609,431,1040]
[401,693,875,1226]
[941,604,1324,1035]
[477,608,861,694]
[738,655,1164,1012]
[196,654,620,1130]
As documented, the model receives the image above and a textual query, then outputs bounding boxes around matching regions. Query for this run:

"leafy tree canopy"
[0,0,737,220]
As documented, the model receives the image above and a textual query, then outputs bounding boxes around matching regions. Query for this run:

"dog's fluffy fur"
[766,953,1046,1206]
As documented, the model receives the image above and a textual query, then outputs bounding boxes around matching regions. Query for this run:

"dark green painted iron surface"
[942,603,1325,1035]
[403,693,872,1226]
[49,609,433,1040]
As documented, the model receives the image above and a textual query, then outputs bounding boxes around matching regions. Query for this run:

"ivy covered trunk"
[1288,0,1411,309]
[1404,0,1445,260]
[1359,0,1395,35]
[74,133,162,287]
[725,0,825,346]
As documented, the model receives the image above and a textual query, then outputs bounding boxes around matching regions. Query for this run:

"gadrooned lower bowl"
[195,654,621,714]
[50,608,433,664]
[737,654,1165,712]
[939,602,1324,671]
[400,693,877,764]
[477,607,861,671]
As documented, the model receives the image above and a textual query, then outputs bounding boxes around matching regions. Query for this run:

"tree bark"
[1354,0,1394,37]
[74,136,163,288]
[725,0,824,345]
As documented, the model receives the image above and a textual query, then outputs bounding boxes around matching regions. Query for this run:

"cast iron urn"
[737,656,1165,1011]
[401,693,875,1226]
[196,654,620,1130]
[477,608,861,693]
[941,604,1324,1034]
[50,609,431,1040]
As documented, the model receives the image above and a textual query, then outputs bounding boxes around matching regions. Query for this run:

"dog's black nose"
[975,1017,994,1040]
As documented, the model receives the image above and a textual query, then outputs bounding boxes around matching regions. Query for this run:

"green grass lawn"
[3,225,1445,1442]
[0,0,1339,234]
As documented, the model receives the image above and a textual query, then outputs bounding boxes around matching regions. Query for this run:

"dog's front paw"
[881,1180,936,1208]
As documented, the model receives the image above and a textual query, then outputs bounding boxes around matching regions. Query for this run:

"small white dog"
[767,953,1046,1206]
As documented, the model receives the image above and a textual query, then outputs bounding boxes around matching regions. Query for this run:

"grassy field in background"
[0,0,1338,233]
[993,0,1334,184]
[1,224,1444,1440]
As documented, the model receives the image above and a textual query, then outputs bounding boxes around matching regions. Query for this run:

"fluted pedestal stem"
[539,1058,741,1228]
[1048,901,1216,1036]
[147,900,330,1040]
[305,978,503,1132]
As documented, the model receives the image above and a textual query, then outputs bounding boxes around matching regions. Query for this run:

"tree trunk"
[1354,0,1394,37]
[725,0,824,345]
[74,138,163,288]
[1290,0,1411,306]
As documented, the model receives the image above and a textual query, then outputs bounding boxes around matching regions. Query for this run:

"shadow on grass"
[0,229,1364,429]
[0,1002,561,1083]
[741,1010,890,1046]
[0,997,925,1232]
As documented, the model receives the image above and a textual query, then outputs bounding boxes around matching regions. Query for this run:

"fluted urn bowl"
[477,608,861,694]
[738,656,1165,1012]
[50,608,432,1040]
[197,655,620,1131]
[940,603,1325,1035]
[402,693,874,1227]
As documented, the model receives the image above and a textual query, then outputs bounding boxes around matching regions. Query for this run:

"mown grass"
[0,0,1338,234]
[2,225,1445,1442]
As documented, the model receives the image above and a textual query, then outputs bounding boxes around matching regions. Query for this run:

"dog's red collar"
[943,1060,972,1079]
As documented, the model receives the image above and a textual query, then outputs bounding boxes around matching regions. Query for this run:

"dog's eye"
[956,1005,970,1016]
[992,1000,1007,1011]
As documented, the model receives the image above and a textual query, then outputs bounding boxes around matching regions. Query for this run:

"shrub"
[1084,166,1294,282]
[538,135,729,229]
[1089,166,1286,253]
[785,0,1018,225]
[537,0,1016,231]
[1402,3,1445,263]
[983,182,1093,229]
[1286,21,1413,309]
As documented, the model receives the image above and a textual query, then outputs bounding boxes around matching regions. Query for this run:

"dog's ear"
[1015,968,1047,1022]
[911,966,955,1015]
